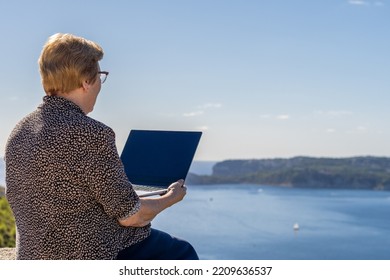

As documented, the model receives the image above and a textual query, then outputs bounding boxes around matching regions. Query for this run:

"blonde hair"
[38,33,104,95]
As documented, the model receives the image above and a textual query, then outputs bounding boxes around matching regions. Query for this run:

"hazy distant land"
[187,156,390,190]
[0,158,4,187]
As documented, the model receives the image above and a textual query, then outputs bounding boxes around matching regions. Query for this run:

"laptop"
[120,130,202,197]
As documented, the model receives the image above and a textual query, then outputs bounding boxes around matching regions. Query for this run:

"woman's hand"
[164,179,186,205]
[118,179,187,227]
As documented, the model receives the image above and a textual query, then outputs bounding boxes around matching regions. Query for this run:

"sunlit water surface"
[152,184,390,260]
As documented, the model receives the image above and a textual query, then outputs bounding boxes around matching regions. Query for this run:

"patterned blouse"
[5,96,150,259]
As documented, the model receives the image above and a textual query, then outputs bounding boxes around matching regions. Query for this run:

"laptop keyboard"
[132,184,166,192]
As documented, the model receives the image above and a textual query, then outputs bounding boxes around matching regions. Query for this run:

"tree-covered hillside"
[187,156,390,190]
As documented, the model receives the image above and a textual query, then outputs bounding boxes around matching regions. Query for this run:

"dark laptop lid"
[120,130,202,187]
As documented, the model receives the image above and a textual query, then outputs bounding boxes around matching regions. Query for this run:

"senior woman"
[5,33,198,260]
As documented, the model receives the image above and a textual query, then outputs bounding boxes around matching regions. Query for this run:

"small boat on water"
[293,223,300,231]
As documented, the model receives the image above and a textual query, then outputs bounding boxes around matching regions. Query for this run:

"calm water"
[152,184,390,260]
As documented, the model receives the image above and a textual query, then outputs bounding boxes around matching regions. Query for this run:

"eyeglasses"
[98,71,109,84]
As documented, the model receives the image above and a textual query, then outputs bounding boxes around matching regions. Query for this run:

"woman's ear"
[82,80,91,92]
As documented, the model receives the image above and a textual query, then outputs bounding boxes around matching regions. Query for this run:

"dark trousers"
[116,229,199,260]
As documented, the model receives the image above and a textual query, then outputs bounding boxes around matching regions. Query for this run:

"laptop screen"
[120,130,202,187]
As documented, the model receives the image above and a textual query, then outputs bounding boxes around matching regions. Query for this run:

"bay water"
[152,184,390,260]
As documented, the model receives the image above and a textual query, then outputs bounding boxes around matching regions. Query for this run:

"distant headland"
[187,156,390,190]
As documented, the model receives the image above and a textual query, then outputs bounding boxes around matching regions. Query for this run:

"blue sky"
[0,0,389,161]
